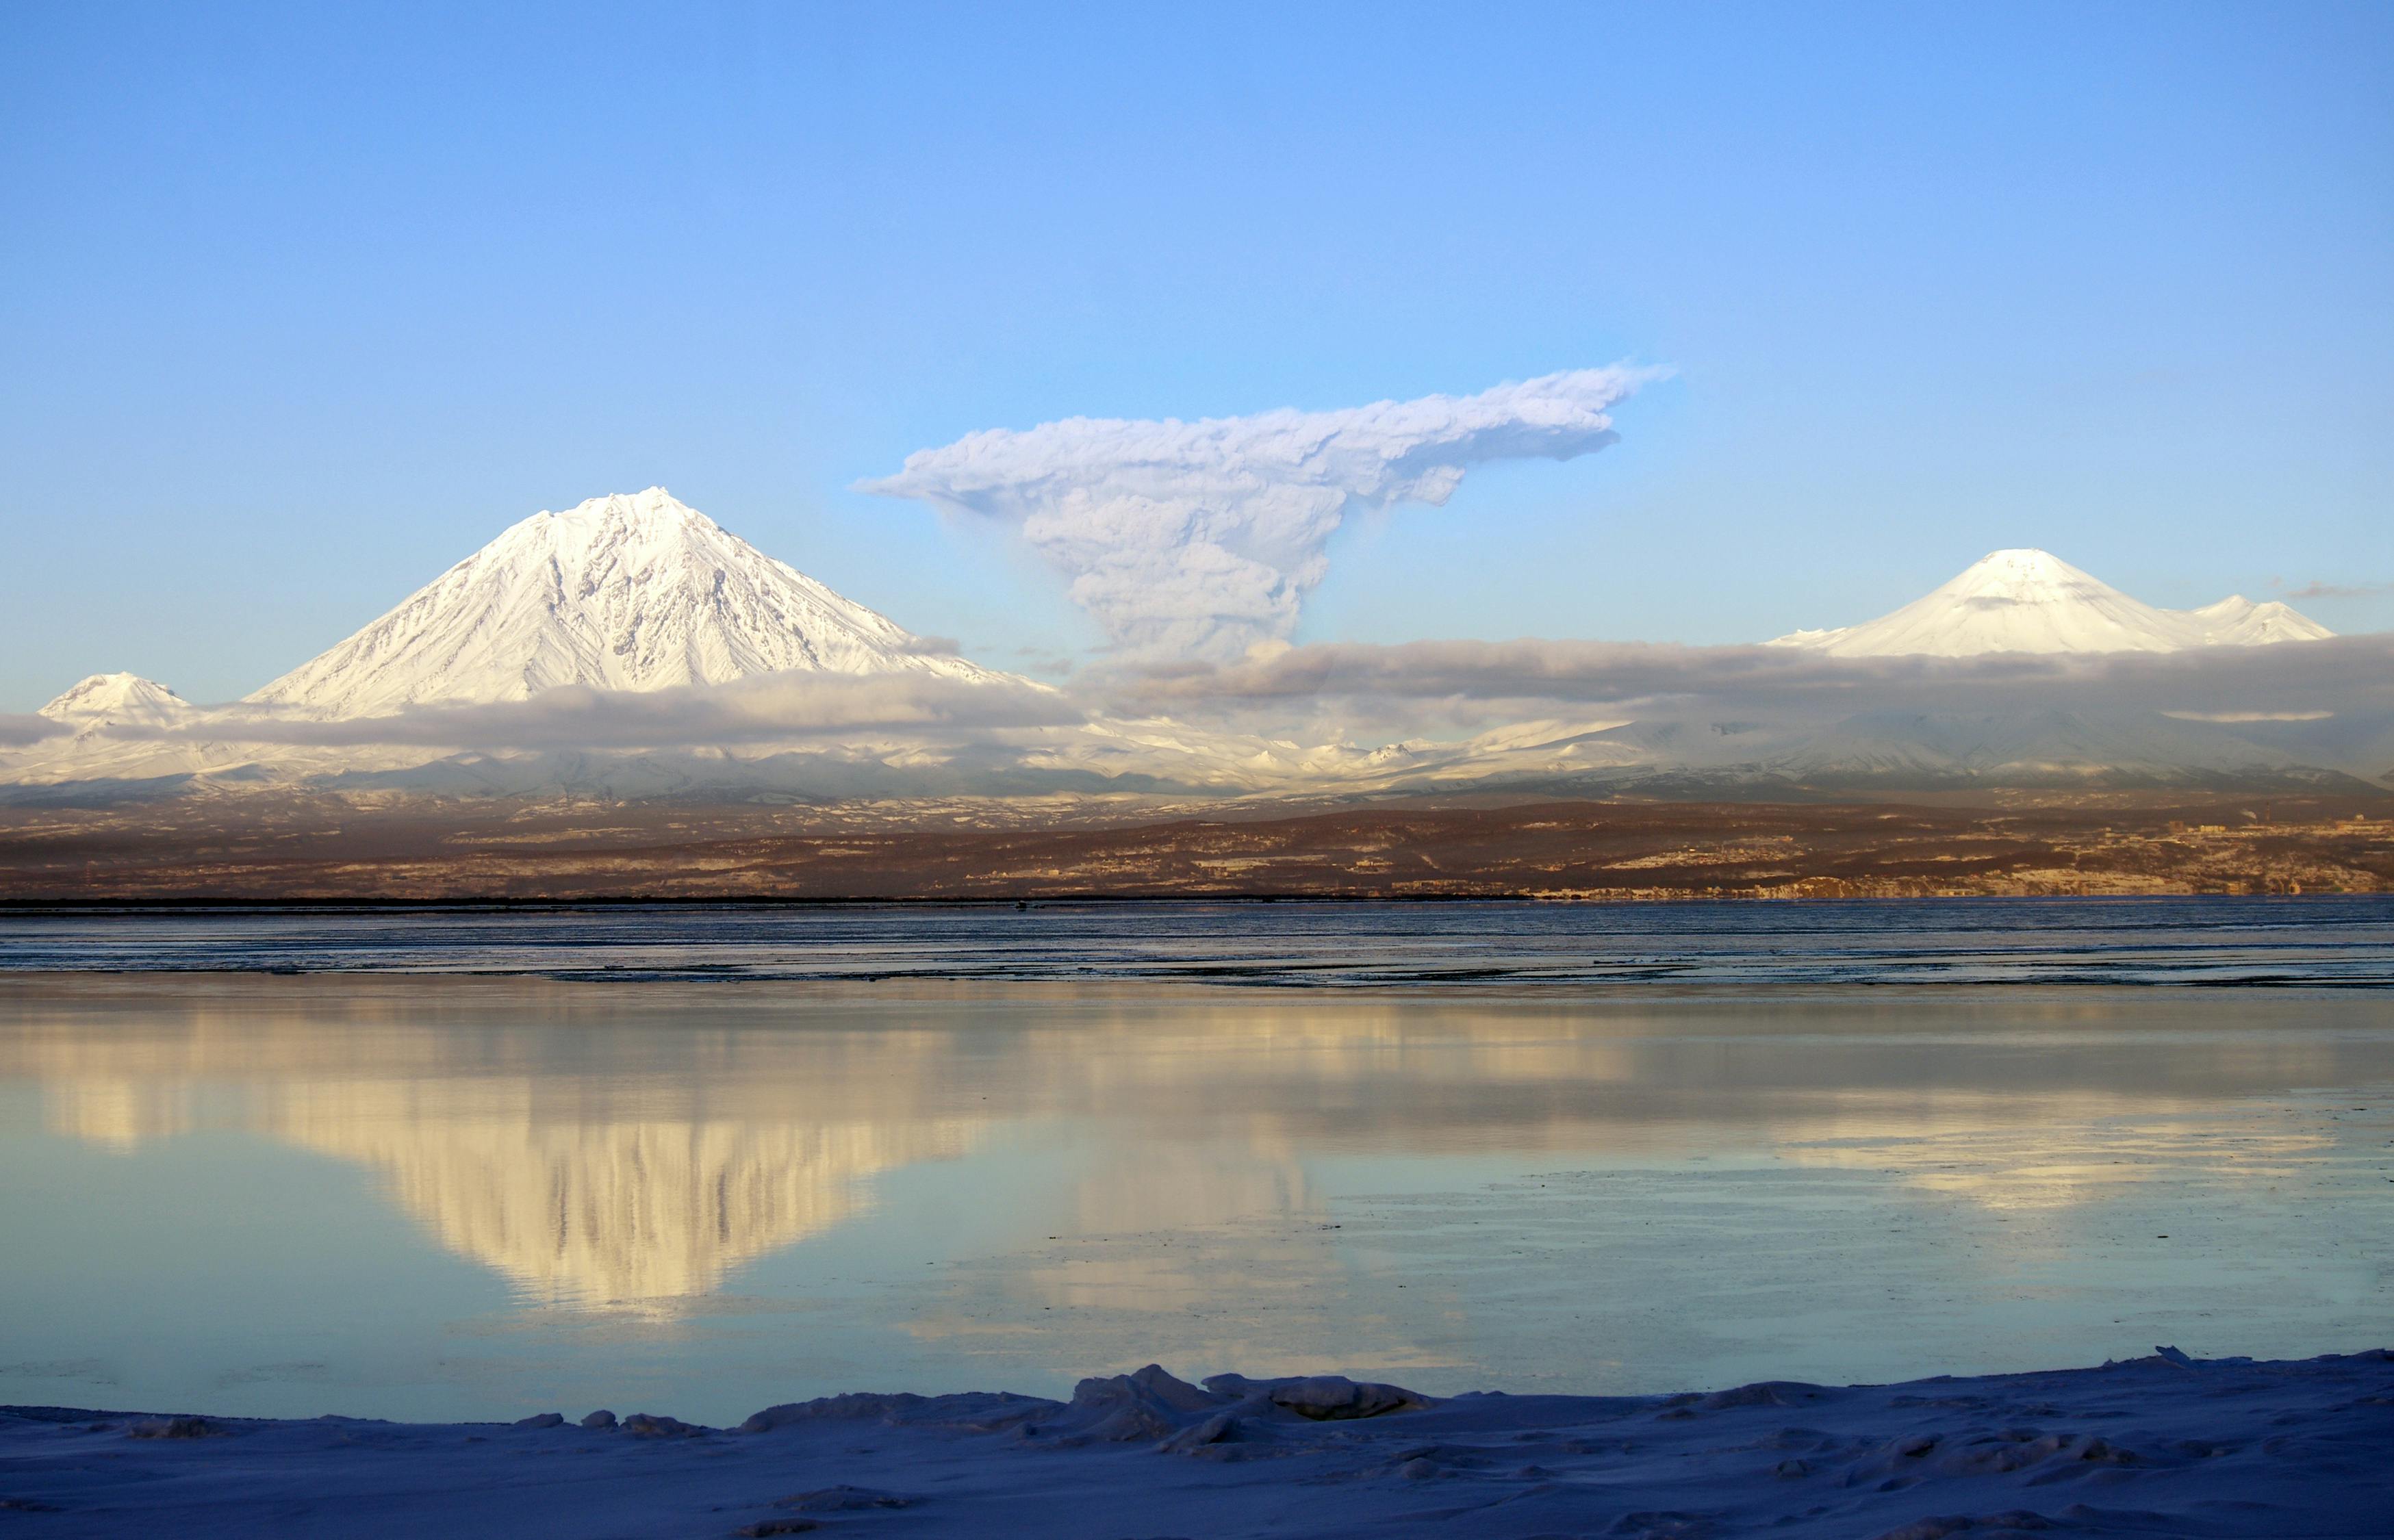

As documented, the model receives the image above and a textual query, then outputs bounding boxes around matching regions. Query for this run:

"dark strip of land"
[1,793,2388,901]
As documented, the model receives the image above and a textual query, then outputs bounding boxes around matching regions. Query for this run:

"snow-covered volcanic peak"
[1770,548,2333,657]
[2178,593,2335,645]
[248,488,993,717]
[39,672,193,730]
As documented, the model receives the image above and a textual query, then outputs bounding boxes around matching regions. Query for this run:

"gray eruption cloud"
[861,368,1655,662]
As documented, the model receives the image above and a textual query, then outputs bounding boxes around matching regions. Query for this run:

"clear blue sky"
[4,1,2389,708]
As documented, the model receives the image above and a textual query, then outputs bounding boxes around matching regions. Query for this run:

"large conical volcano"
[249,488,993,716]
[1770,548,2332,657]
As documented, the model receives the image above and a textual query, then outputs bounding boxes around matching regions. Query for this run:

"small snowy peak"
[1771,548,2334,656]
[247,488,999,717]
[1774,549,2193,656]
[2184,595,2335,645]
[39,673,193,728]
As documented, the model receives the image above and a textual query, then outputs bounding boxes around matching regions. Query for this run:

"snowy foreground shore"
[3,1351,2389,1539]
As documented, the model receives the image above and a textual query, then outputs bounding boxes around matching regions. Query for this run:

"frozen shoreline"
[3,1350,2388,1538]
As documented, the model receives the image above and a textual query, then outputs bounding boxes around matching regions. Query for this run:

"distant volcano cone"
[246,488,993,716]
[39,672,194,731]
[1770,548,2333,657]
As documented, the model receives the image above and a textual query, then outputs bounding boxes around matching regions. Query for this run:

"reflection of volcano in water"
[25,977,2365,1326]
[43,1073,976,1307]
[275,1088,977,1306]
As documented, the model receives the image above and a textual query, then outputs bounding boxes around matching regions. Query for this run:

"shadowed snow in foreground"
[2,1351,2388,1538]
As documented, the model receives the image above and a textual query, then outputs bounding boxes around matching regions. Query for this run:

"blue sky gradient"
[3,1,2388,707]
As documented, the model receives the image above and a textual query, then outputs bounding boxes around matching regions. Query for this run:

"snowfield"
[2,1350,2387,1538]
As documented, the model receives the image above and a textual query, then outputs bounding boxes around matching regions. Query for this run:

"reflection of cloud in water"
[1781,1103,2332,1212]
[1036,1148,1325,1315]
[1067,1143,1316,1237]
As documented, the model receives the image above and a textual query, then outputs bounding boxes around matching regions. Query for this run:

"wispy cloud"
[860,368,1657,663]
[2276,578,2393,601]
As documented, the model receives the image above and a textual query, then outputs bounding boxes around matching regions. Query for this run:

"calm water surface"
[3,895,2391,984]
[0,902,2389,1425]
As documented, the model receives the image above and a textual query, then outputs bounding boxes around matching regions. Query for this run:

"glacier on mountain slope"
[1770,548,2332,657]
[249,488,998,716]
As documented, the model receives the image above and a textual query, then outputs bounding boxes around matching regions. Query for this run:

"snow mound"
[247,488,995,716]
[1771,549,2333,656]
[15,1348,2391,1536]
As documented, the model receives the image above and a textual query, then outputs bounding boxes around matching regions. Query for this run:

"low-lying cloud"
[118,672,1081,752]
[18,635,2391,799]
[0,715,68,747]
[79,636,2393,765]
[861,368,1655,663]
[1121,632,2394,723]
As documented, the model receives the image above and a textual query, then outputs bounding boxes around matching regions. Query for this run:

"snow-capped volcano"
[249,488,995,717]
[40,673,194,730]
[1770,548,2332,657]
[2178,594,2334,646]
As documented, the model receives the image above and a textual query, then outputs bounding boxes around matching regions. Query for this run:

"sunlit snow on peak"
[1770,548,2335,657]
[244,489,998,716]
[38,672,192,728]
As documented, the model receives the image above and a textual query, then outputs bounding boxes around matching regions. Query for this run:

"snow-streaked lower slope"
[1772,548,2333,656]
[249,488,997,715]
